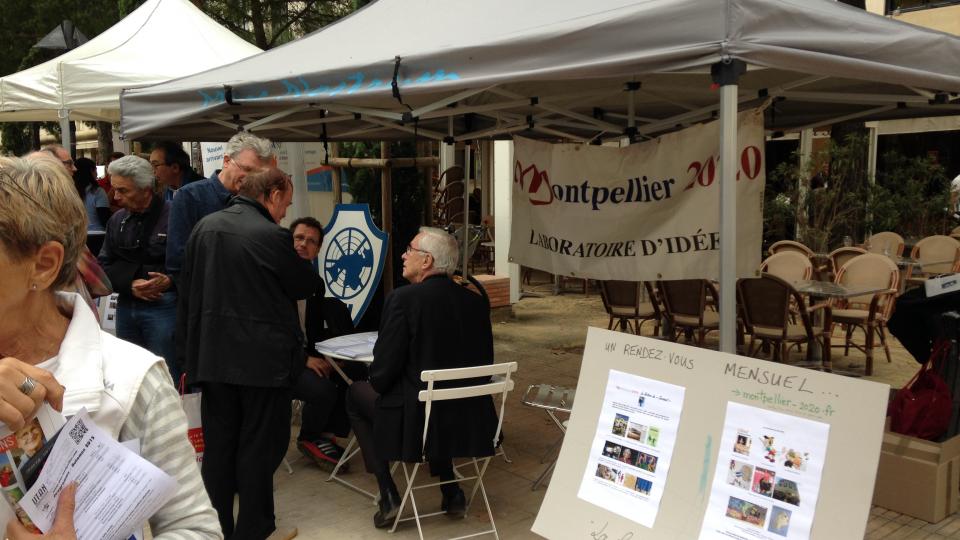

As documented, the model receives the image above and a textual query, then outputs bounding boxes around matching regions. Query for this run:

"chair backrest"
[911,235,960,274]
[835,253,899,316]
[737,273,807,339]
[865,231,905,256]
[759,251,813,283]
[418,362,518,456]
[828,246,867,276]
[599,280,658,318]
[768,240,814,258]
[657,279,714,323]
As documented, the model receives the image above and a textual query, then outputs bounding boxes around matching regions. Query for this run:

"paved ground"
[271,276,950,539]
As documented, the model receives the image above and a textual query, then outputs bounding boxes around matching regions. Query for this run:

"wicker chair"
[657,279,719,346]
[737,274,828,364]
[831,253,899,375]
[759,251,813,283]
[599,281,661,336]
[906,235,960,287]
[826,246,866,282]
[864,231,905,257]
[768,240,814,258]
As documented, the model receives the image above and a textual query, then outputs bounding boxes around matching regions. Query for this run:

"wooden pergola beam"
[326,156,439,169]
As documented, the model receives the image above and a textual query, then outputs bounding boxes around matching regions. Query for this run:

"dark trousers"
[345,382,454,487]
[116,292,179,384]
[291,370,337,442]
[201,382,292,540]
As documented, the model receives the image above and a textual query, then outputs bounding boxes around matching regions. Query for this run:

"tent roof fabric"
[120,0,960,142]
[0,0,260,123]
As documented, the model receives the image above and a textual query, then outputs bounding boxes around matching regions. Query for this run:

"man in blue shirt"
[165,132,275,281]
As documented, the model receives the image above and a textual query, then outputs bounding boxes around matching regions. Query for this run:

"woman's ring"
[17,376,37,396]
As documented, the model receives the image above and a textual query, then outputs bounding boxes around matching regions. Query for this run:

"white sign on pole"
[510,109,765,281]
[199,142,225,178]
[532,328,888,539]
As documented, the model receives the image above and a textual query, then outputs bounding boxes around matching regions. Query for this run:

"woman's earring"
[31,283,38,290]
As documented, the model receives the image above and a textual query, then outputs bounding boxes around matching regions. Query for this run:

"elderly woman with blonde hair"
[0,155,221,539]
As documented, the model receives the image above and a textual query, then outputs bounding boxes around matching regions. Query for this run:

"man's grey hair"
[108,155,155,189]
[226,132,275,161]
[418,226,459,276]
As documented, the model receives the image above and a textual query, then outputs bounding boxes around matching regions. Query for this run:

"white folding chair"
[389,362,517,540]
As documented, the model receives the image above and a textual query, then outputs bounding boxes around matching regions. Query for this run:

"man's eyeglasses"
[293,235,319,247]
[150,161,168,170]
[406,244,431,256]
[231,159,258,173]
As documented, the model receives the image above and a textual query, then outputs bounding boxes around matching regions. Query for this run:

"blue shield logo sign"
[321,204,388,325]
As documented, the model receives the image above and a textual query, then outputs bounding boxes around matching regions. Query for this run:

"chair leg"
[607,317,615,331]
[844,325,853,357]
[878,325,892,363]
[865,324,876,376]
[391,462,424,539]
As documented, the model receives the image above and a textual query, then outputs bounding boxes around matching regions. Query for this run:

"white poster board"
[532,328,888,539]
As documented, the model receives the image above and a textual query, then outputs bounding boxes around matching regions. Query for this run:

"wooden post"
[381,142,394,295]
[330,142,342,204]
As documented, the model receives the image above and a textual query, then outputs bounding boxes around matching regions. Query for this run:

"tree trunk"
[97,122,114,162]
[251,1,268,50]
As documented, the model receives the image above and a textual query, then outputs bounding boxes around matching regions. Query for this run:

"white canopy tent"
[120,0,960,353]
[0,0,260,149]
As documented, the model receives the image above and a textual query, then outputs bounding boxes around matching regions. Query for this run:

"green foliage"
[766,134,952,251]
[194,0,354,49]
[341,141,426,286]
[868,152,950,239]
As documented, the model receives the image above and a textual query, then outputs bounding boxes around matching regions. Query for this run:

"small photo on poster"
[596,463,620,483]
[627,422,647,442]
[782,448,809,472]
[647,427,660,447]
[601,440,623,461]
[635,477,653,496]
[725,496,768,528]
[636,451,658,473]
[618,446,639,467]
[612,414,629,437]
[768,506,792,537]
[751,467,775,497]
[772,478,800,507]
[733,430,752,456]
[726,459,754,490]
[759,434,779,465]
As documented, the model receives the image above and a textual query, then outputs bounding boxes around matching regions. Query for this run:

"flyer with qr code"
[19,409,177,540]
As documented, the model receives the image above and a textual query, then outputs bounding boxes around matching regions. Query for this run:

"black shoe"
[441,489,466,519]
[373,491,401,529]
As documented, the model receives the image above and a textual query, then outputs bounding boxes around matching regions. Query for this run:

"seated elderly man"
[346,227,498,529]
[99,155,178,383]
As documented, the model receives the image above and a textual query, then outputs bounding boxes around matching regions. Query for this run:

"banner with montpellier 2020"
[510,108,765,281]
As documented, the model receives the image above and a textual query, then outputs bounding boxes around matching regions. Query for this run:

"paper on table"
[20,410,178,540]
[315,330,378,360]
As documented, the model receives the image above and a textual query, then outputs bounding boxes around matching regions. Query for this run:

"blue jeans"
[116,291,179,384]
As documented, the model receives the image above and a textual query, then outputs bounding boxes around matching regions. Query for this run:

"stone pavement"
[271,280,943,539]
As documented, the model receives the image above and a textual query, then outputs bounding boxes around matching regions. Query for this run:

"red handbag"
[888,340,953,440]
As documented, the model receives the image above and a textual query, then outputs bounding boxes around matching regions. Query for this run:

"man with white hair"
[345,227,498,529]
[165,131,275,280]
[98,155,178,382]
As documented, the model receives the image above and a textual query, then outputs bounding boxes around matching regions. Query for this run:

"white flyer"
[20,410,178,540]
[315,330,378,360]
[577,369,685,528]
[699,402,830,540]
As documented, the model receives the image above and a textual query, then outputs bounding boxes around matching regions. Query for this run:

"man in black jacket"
[177,167,319,540]
[98,155,177,381]
[346,227,498,529]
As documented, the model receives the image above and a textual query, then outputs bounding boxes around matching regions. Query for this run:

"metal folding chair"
[389,362,518,540]
[521,384,575,490]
